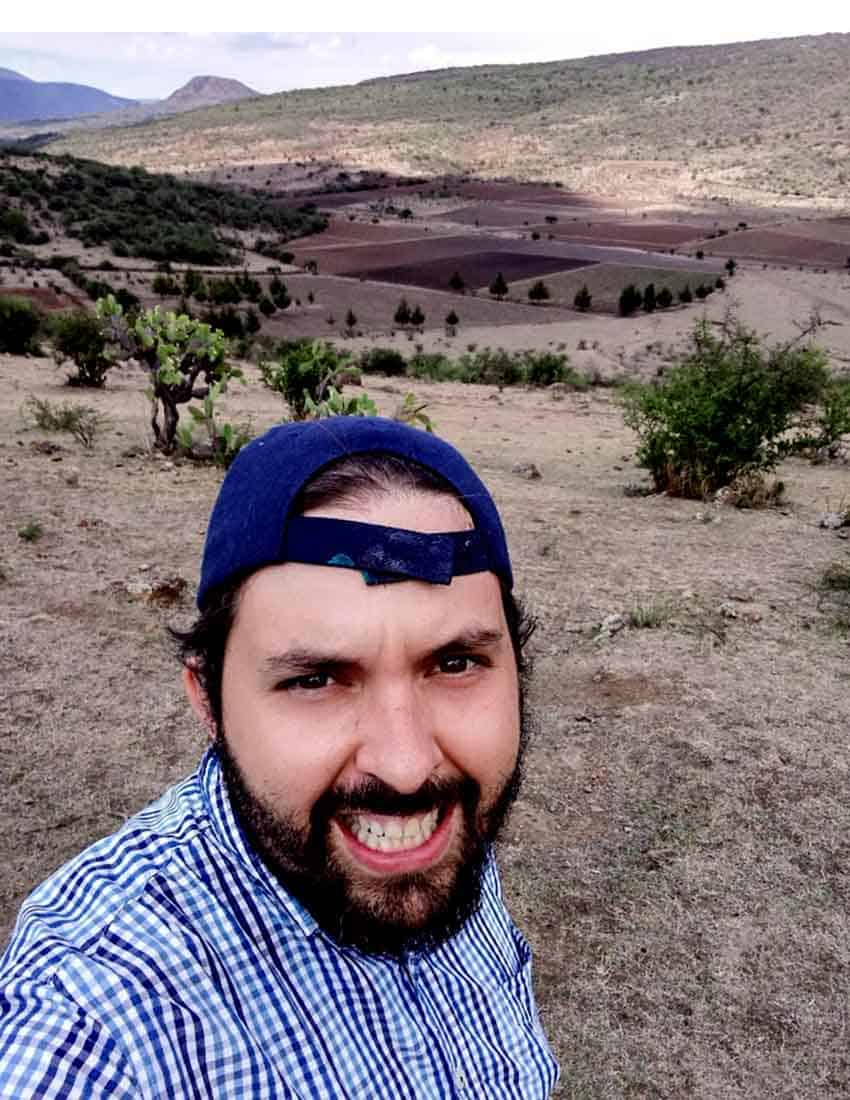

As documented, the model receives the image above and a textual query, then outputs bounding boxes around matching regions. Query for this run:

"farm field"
[696,227,850,267]
[3,348,850,1099]
[344,251,595,293]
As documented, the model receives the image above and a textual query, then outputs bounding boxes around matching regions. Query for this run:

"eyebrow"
[261,627,505,676]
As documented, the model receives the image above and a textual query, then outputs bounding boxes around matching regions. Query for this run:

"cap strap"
[282,516,489,585]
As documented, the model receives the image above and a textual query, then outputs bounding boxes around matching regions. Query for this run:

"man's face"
[204,491,523,956]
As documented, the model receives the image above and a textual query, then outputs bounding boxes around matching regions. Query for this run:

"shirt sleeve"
[0,978,138,1099]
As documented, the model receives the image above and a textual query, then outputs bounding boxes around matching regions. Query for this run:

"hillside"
[46,33,850,209]
[0,68,136,123]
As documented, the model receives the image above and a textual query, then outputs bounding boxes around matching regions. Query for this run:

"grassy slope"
[51,33,850,208]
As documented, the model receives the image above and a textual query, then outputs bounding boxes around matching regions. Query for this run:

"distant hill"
[165,75,259,110]
[0,68,136,123]
[40,33,850,209]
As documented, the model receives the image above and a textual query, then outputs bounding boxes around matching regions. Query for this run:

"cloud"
[227,33,302,53]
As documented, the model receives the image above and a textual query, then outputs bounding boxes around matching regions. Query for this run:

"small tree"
[618,285,643,316]
[394,298,412,327]
[444,309,459,337]
[528,280,550,304]
[269,275,291,310]
[489,272,509,300]
[259,296,277,317]
[725,258,737,277]
[678,284,693,304]
[642,283,657,313]
[448,271,465,293]
[573,285,592,311]
[152,273,179,299]
[656,286,673,309]
[410,304,425,329]
[52,310,113,388]
[344,308,358,336]
[97,296,237,455]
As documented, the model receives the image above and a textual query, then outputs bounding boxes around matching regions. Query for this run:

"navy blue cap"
[197,417,512,608]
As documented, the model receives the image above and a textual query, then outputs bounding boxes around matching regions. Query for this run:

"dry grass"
[3,351,850,1098]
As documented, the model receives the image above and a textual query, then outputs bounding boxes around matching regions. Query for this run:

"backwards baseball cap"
[197,417,512,609]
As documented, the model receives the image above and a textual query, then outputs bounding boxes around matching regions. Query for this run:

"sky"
[1,3,848,102]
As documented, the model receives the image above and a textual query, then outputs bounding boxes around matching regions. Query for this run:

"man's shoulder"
[1,765,210,984]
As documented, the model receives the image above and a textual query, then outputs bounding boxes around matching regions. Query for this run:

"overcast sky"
[2,4,848,101]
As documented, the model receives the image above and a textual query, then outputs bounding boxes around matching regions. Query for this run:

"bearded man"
[0,417,559,1098]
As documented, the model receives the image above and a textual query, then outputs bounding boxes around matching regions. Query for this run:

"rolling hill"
[44,32,850,209]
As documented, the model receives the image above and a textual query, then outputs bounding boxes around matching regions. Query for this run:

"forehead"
[230,490,504,652]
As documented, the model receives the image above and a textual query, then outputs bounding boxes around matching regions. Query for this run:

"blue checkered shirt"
[0,749,559,1098]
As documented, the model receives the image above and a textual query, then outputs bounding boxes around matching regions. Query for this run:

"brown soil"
[3,346,850,1099]
[696,228,850,267]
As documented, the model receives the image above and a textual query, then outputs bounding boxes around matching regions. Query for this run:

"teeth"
[348,809,442,853]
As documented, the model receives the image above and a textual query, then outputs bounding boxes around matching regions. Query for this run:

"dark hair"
[173,454,535,731]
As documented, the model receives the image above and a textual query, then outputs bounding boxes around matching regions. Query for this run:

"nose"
[353,680,443,794]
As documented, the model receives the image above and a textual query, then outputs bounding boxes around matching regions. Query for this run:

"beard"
[215,697,530,959]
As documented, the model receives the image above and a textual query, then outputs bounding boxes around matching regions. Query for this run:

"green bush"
[51,310,112,387]
[620,317,831,498]
[359,346,407,376]
[524,352,572,387]
[260,340,350,419]
[0,295,43,353]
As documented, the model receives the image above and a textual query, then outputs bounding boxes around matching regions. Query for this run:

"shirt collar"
[197,746,321,939]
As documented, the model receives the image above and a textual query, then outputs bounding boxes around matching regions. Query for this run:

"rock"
[719,602,738,620]
[113,574,188,607]
[512,462,541,480]
[600,613,626,635]
[63,469,79,487]
[819,512,848,529]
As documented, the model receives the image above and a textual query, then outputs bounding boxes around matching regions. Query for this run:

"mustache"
[313,775,479,821]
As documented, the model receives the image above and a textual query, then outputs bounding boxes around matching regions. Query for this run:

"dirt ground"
[3,333,850,1096]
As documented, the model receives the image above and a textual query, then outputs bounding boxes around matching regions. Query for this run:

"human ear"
[182,664,216,742]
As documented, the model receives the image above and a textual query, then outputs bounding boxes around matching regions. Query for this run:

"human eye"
[436,653,486,676]
[277,670,333,692]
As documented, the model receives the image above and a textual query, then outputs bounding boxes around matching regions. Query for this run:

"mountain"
[165,75,259,110]
[40,33,850,208]
[0,69,137,122]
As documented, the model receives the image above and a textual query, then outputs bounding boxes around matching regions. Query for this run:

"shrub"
[725,258,737,277]
[359,346,407,377]
[175,381,252,468]
[261,340,350,419]
[444,309,459,336]
[344,308,358,335]
[643,283,657,313]
[410,304,425,328]
[52,310,113,387]
[620,316,830,498]
[17,520,43,543]
[656,287,673,309]
[524,352,571,387]
[528,280,550,304]
[678,284,693,304]
[22,395,105,447]
[0,295,42,353]
[448,271,465,293]
[573,285,592,311]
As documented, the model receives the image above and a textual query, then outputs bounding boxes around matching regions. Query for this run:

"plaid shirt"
[0,749,559,1098]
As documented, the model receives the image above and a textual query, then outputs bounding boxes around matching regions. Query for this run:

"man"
[0,417,559,1098]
